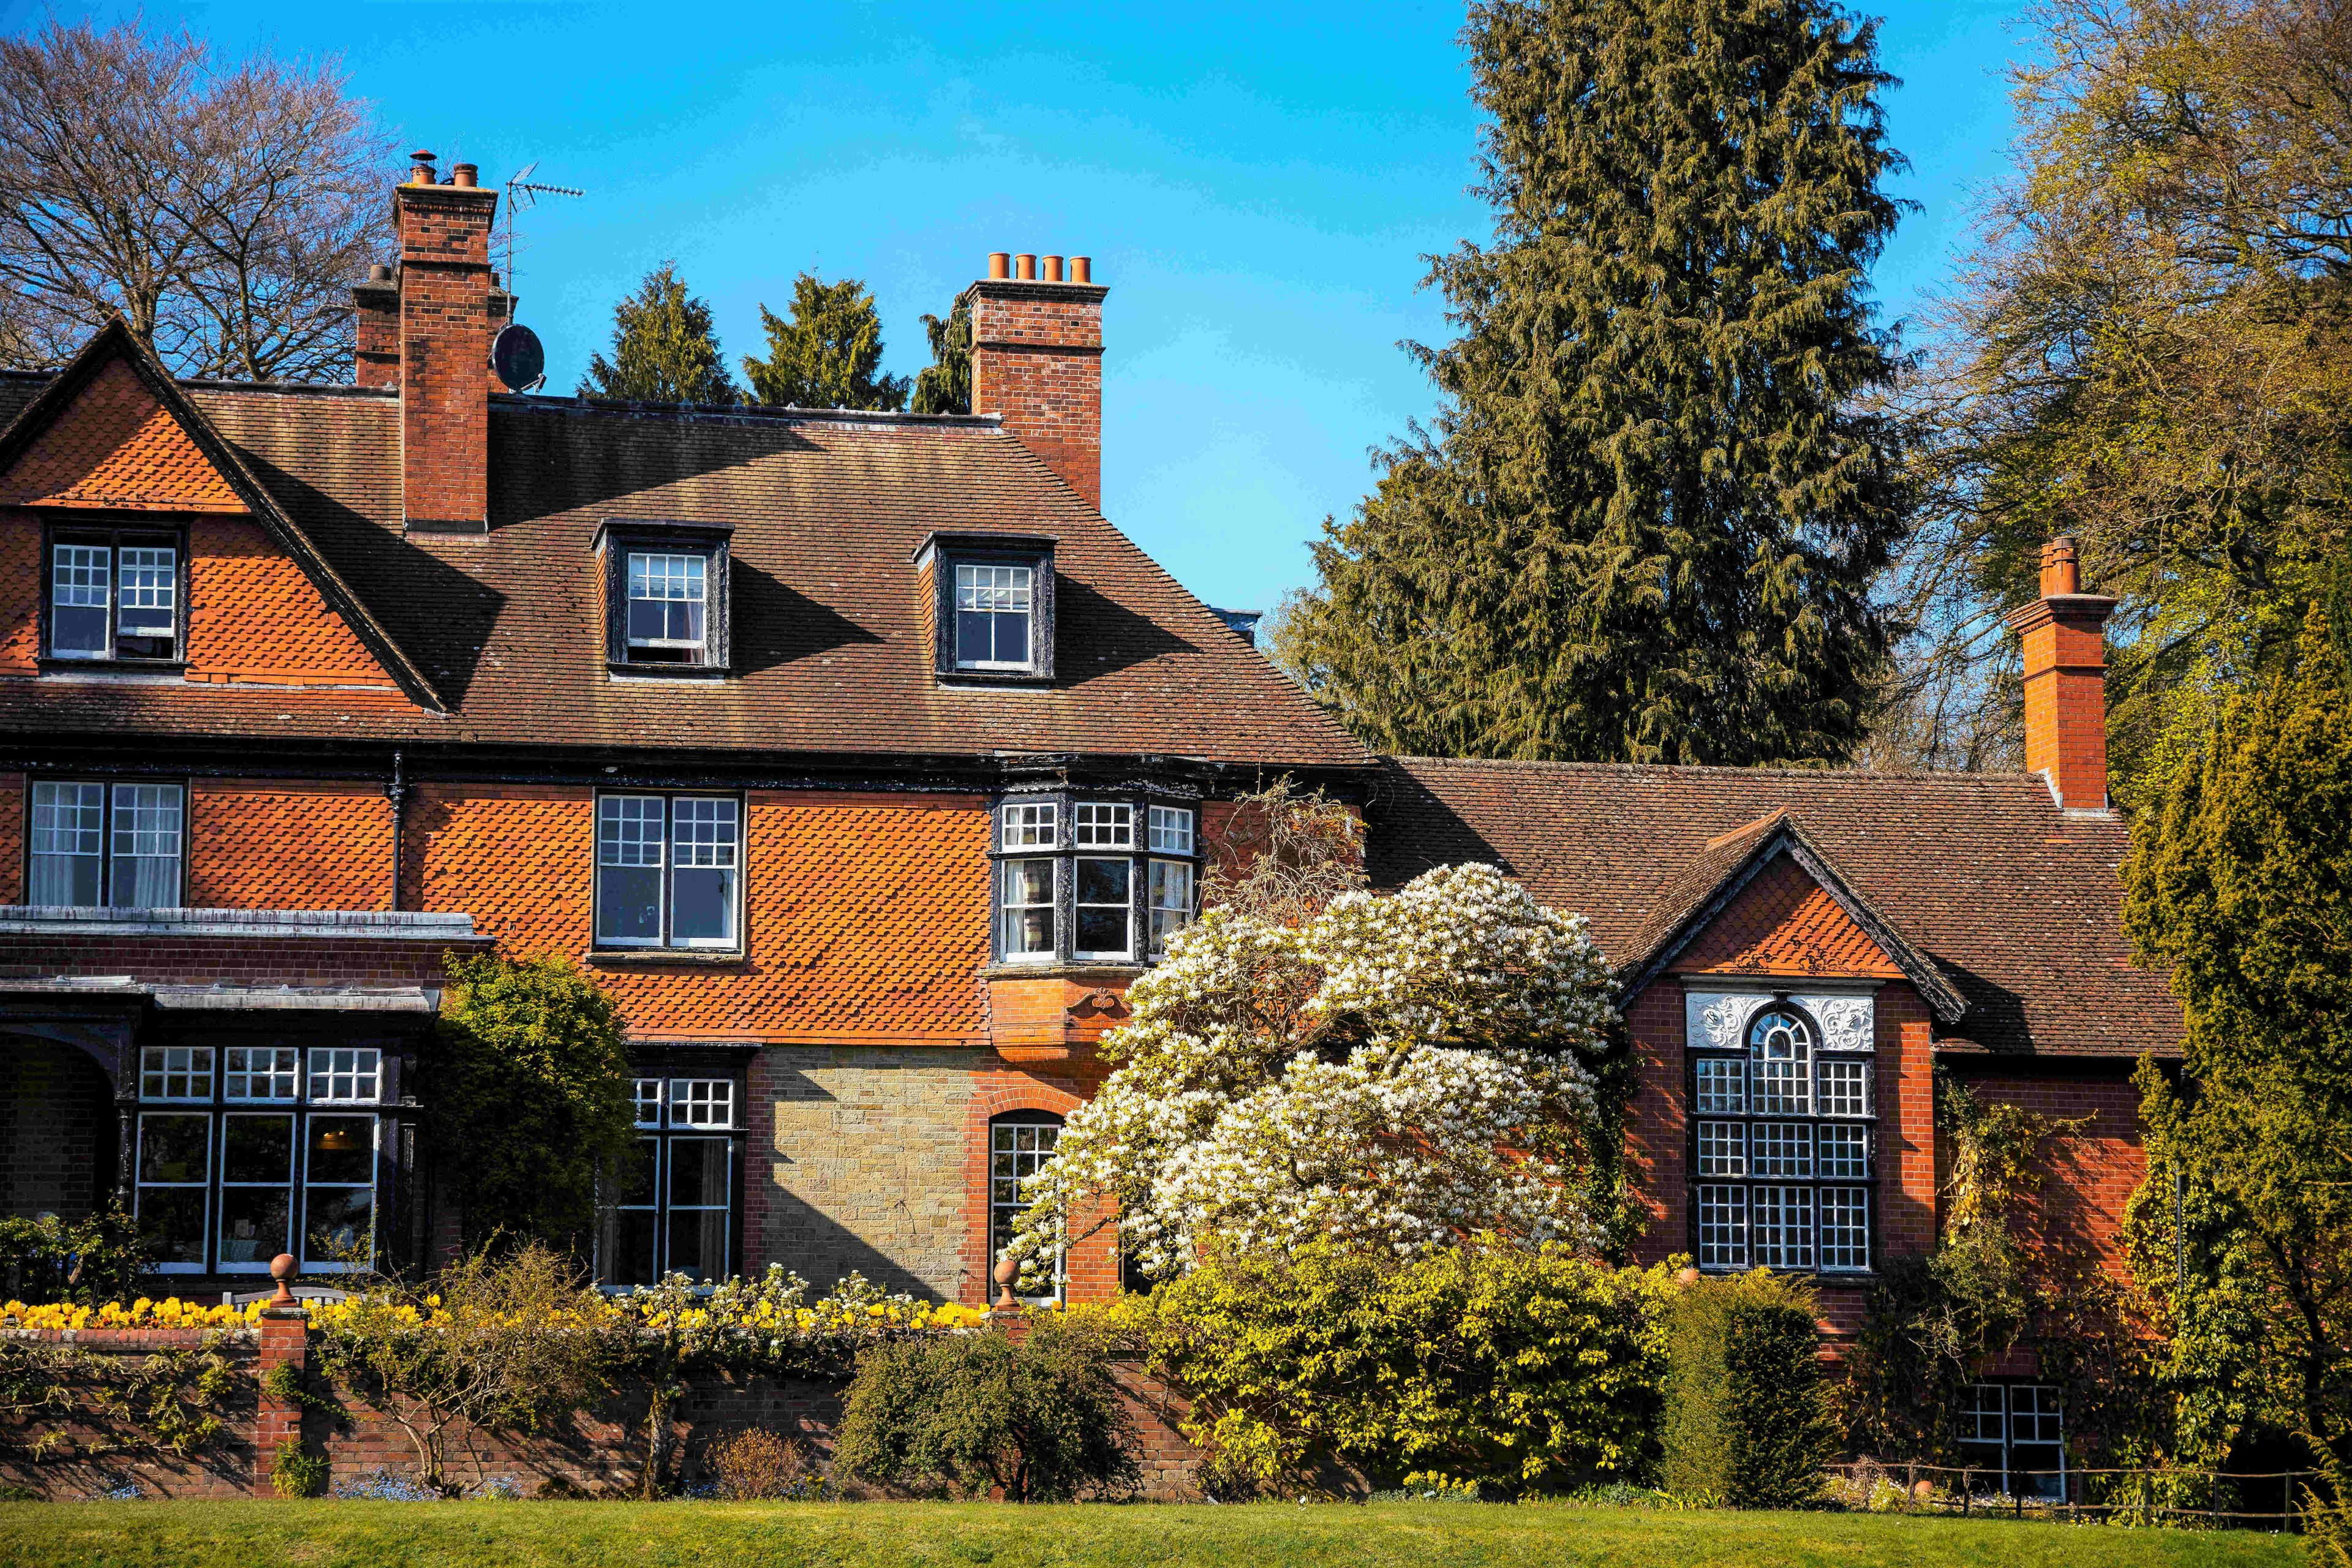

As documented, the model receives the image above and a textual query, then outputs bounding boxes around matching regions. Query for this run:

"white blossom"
[1003,864,1617,1287]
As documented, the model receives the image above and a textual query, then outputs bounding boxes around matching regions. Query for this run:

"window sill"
[607,661,729,681]
[936,669,1054,690]
[589,949,749,968]
[38,657,186,674]
[982,961,1147,982]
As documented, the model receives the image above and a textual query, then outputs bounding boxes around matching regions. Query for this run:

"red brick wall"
[0,933,460,987]
[957,1069,1119,1308]
[968,282,1104,510]
[404,785,992,1041]
[1673,856,1905,979]
[1942,1066,2147,1280]
[2018,610,2112,811]
[0,1039,115,1218]
[183,519,402,690]
[188,780,394,910]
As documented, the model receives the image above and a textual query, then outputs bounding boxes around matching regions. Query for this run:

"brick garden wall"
[0,1317,1204,1501]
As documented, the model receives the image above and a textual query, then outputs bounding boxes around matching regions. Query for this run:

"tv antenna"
[498,162,584,294]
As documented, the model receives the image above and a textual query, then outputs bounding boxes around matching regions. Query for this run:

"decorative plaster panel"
[1684,989,1876,1052]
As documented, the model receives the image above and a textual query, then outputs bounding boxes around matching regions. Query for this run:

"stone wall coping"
[0,906,478,941]
[1,1326,254,1348]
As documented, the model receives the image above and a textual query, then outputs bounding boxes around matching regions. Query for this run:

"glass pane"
[1818,1124,1871,1178]
[221,1115,293,1184]
[1749,1009,1814,1114]
[1147,805,1194,854]
[1000,801,1057,848]
[224,1045,299,1102]
[1752,1185,1814,1269]
[1751,1123,1812,1178]
[605,1208,658,1287]
[218,1185,292,1267]
[1696,1121,1744,1176]
[307,1047,381,1104]
[598,865,663,944]
[306,1115,375,1185]
[137,1188,206,1267]
[138,1114,211,1183]
[666,1207,728,1282]
[669,1138,730,1205]
[1697,1184,1747,1270]
[304,1185,374,1268]
[1075,909,1128,955]
[116,546,175,655]
[1694,1058,1745,1115]
[109,776,184,907]
[1076,857,1129,905]
[671,867,735,943]
[616,1138,657,1205]
[1073,803,1133,848]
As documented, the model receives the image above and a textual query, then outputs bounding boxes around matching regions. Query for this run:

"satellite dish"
[490,323,545,393]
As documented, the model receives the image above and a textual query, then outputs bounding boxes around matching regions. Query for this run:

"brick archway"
[959,1070,1101,1306]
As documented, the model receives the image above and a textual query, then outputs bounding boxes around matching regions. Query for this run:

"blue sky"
[7,1,2032,616]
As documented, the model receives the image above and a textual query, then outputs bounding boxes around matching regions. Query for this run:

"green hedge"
[1662,1270,1838,1506]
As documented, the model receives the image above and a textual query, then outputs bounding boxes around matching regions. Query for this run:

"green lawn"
[0,1500,2308,1568]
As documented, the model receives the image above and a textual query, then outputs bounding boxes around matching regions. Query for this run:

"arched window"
[1690,1002,1874,1275]
[989,1110,1065,1302]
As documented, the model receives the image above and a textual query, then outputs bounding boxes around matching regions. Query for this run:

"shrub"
[1661,1270,1837,1507]
[431,951,636,1253]
[707,1427,818,1500]
[271,1437,328,1498]
[0,1207,151,1307]
[834,1314,1139,1502]
[1113,1237,1673,1497]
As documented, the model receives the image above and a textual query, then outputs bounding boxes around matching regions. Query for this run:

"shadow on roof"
[732,560,884,677]
[1055,576,1199,685]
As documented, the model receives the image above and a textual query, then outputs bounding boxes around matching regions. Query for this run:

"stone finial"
[993,1254,1022,1311]
[269,1253,298,1307]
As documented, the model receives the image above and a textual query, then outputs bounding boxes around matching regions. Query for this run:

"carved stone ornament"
[1795,993,1875,1052]
[1686,992,1765,1050]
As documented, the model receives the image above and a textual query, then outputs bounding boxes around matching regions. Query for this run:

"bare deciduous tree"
[0,18,394,380]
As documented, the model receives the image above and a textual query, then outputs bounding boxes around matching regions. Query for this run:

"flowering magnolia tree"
[1003,861,1618,1287]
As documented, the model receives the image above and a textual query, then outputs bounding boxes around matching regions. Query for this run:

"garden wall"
[0,1311,1204,1501]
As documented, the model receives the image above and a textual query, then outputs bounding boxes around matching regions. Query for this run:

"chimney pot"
[1069,255,1091,284]
[1041,254,1064,282]
[988,252,1011,281]
[2040,535,2082,597]
[451,162,478,189]
[409,149,437,184]
[369,263,393,282]
[1014,252,1037,281]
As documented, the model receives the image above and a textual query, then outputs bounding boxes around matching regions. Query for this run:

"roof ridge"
[493,394,1004,429]
[1387,753,2043,784]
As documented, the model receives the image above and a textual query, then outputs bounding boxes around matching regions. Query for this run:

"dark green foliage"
[910,297,970,415]
[741,273,909,411]
[834,1317,1139,1502]
[1663,1272,1834,1506]
[2120,605,2352,1538]
[577,263,739,405]
[271,1437,328,1498]
[429,951,635,1254]
[0,1205,149,1306]
[1276,0,1909,766]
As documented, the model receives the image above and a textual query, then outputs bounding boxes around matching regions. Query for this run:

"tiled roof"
[0,353,1368,771]
[1369,756,2180,1058]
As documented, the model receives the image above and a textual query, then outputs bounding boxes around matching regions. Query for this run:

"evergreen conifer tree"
[742,272,910,410]
[1278,0,1909,764]
[577,262,739,404]
[910,296,971,415]
[2121,603,2352,1532]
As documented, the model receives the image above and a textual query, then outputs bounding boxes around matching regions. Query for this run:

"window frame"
[1686,997,1878,1276]
[987,789,1204,967]
[26,777,189,910]
[597,1071,747,1288]
[40,522,189,667]
[916,533,1057,685]
[1958,1381,2068,1499]
[592,791,745,954]
[987,1110,1067,1306]
[130,1043,391,1276]
[595,519,733,678]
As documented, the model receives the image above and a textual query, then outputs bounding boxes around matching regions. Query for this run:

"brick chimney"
[2005,536,2119,812]
[386,152,499,533]
[964,251,1107,510]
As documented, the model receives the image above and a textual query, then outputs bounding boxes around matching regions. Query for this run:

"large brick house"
[1,158,2173,1488]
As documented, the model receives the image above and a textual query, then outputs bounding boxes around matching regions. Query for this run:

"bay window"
[594,793,741,950]
[130,1045,386,1275]
[989,791,1202,966]
[1689,1001,1874,1274]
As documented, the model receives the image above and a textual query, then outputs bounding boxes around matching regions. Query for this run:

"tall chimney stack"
[2005,536,2119,811]
[964,251,1107,511]
[389,151,499,533]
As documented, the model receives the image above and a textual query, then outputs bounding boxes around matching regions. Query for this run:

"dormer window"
[916,532,1055,684]
[45,527,183,663]
[595,518,731,677]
